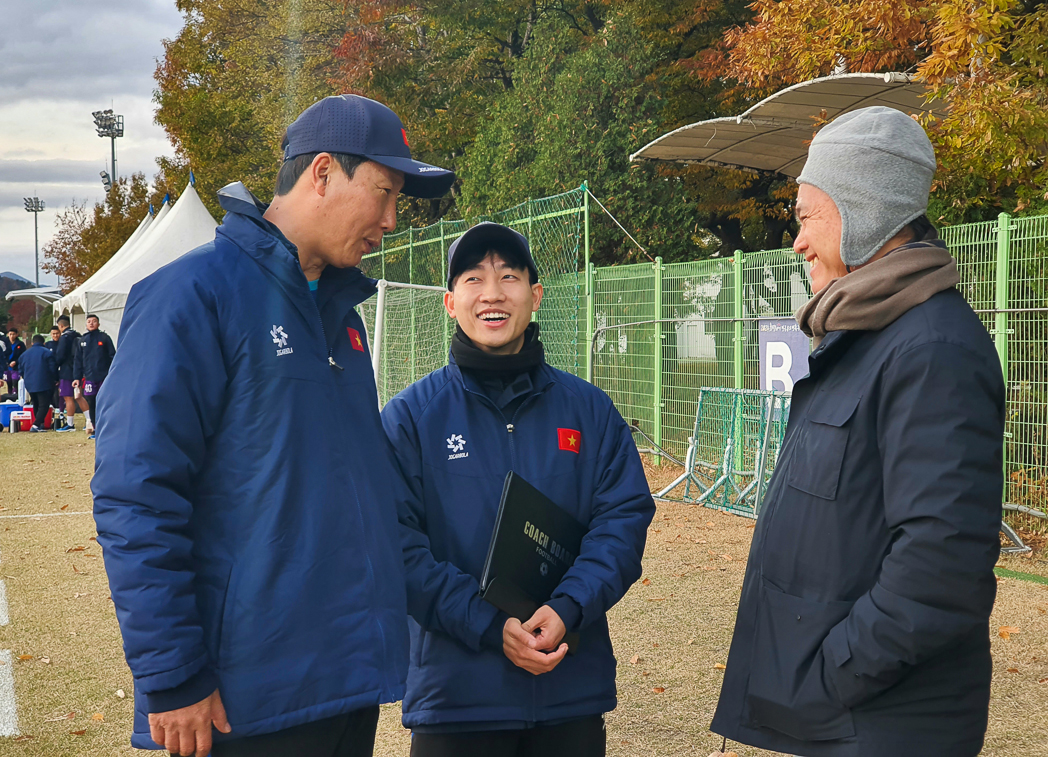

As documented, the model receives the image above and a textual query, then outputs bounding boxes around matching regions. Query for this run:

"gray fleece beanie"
[797,106,936,267]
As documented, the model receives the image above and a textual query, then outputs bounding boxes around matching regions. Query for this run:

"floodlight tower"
[23,196,45,286]
[92,108,124,188]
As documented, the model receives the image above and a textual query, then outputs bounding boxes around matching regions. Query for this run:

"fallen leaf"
[714,663,727,670]
[721,554,733,561]
[70,729,86,736]
[18,654,33,661]
[1038,678,1048,684]
[89,536,97,542]
[706,521,714,527]
[646,597,667,602]
[630,655,640,665]
[60,504,68,511]
[13,735,34,741]
[92,713,104,722]
[642,670,650,677]
[66,546,85,553]
[746,522,756,529]
[1007,667,1019,673]
[652,642,659,647]
[999,625,1020,640]
[116,689,126,699]
[72,564,82,574]
[652,686,665,693]
[687,638,695,645]
[642,578,651,586]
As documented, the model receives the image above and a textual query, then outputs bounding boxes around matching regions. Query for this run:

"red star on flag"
[347,327,365,352]
[558,428,581,454]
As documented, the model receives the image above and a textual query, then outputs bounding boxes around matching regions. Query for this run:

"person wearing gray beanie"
[712,105,1005,757]
[796,105,936,268]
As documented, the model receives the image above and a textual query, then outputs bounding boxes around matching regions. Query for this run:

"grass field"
[1,428,1046,755]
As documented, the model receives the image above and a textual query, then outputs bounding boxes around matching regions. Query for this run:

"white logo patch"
[418,166,443,173]
[446,433,468,460]
[271,325,293,356]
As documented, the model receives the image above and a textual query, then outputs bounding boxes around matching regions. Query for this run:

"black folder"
[479,471,588,653]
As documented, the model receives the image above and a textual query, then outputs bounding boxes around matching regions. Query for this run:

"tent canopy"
[630,73,946,178]
[54,182,217,342]
[6,286,62,307]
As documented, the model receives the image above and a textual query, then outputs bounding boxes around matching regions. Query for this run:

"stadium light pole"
[92,108,124,187]
[23,196,45,286]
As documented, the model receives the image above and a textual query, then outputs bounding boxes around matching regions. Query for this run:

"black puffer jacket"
[712,287,1004,757]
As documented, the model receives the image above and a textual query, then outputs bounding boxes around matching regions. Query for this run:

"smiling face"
[793,183,846,293]
[314,158,404,269]
[444,252,543,355]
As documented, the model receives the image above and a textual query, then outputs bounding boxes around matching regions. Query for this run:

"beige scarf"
[795,242,959,346]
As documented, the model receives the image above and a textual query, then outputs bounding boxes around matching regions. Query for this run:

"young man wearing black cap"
[382,223,656,756]
[93,95,455,757]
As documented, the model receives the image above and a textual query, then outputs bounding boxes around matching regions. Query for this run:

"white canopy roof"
[54,182,217,342]
[5,286,62,307]
[630,73,946,177]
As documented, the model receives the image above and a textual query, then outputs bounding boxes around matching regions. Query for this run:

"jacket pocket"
[786,392,860,500]
[195,563,234,666]
[745,580,855,741]
[216,565,241,669]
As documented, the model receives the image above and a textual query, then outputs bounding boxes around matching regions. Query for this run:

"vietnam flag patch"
[558,428,581,454]
[347,327,365,352]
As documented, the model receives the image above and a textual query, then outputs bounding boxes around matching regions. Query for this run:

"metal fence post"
[409,227,416,382]
[586,262,595,383]
[441,222,449,359]
[733,250,745,389]
[995,212,1011,502]
[653,256,664,466]
[528,198,537,323]
[584,182,594,383]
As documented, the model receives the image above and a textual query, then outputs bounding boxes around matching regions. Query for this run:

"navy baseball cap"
[446,222,539,289]
[282,95,455,199]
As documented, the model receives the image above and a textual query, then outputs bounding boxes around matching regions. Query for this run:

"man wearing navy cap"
[93,95,454,757]
[382,223,655,756]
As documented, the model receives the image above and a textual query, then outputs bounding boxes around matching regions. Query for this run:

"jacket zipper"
[305,280,343,370]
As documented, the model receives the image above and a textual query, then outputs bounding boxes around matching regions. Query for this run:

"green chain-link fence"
[362,189,1047,519]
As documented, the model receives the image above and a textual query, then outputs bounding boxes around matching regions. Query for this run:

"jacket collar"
[215,182,378,320]
[447,349,555,400]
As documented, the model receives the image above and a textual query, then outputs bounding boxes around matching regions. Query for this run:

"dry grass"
[0,435,1046,755]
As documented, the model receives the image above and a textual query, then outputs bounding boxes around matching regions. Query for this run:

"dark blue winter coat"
[93,182,409,749]
[711,287,1005,757]
[73,328,115,384]
[17,344,57,393]
[381,356,655,730]
[55,328,80,381]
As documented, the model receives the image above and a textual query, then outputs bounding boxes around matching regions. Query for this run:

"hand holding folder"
[479,471,587,654]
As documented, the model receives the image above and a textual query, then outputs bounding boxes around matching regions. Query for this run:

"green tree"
[155,0,350,217]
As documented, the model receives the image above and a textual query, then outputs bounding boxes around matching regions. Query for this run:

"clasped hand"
[502,605,568,675]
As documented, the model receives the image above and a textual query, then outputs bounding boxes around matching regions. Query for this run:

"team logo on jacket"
[558,428,581,454]
[347,327,365,352]
[271,325,292,356]
[446,433,468,460]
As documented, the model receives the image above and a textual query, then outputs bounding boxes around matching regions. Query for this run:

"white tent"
[54,182,217,343]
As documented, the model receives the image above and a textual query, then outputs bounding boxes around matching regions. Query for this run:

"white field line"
[0,511,93,520]
[0,581,7,626]
[0,649,18,737]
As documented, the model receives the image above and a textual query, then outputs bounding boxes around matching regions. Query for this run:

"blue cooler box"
[1,403,24,429]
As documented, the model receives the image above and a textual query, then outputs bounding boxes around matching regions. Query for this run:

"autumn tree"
[717,0,1048,222]
[155,0,351,218]
[42,173,155,289]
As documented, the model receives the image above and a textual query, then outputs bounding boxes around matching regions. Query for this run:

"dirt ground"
[1,432,1046,755]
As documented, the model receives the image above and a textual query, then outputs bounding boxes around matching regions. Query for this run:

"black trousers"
[208,706,380,757]
[30,391,50,429]
[409,715,606,757]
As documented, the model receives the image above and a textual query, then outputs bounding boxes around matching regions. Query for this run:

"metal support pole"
[372,279,387,391]
[441,222,449,360]
[995,212,1011,503]
[33,211,39,287]
[409,228,416,382]
[583,183,593,382]
[111,135,117,185]
[585,262,595,383]
[653,256,664,466]
[733,251,745,389]
[528,199,537,323]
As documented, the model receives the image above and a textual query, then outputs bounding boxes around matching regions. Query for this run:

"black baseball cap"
[282,95,455,199]
[446,222,539,289]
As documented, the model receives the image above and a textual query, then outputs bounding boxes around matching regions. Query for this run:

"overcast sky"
[0,0,184,286]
